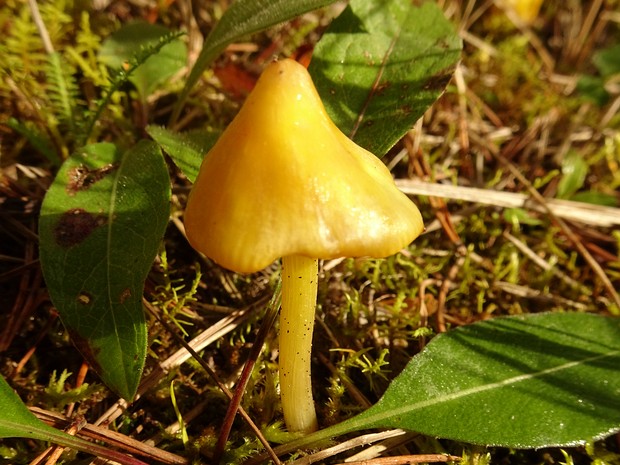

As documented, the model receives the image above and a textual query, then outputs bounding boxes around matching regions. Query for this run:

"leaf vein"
[366,349,620,426]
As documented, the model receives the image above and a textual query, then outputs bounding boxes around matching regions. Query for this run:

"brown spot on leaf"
[119,288,132,304]
[66,163,118,196]
[375,81,391,96]
[423,69,456,91]
[398,104,413,116]
[77,292,92,305]
[363,50,375,66]
[435,38,451,50]
[54,208,107,248]
[66,326,102,373]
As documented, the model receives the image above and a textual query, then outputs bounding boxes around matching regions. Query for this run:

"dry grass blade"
[336,454,461,465]
[26,0,53,54]
[286,430,413,465]
[395,179,620,228]
[30,407,188,465]
[344,431,424,463]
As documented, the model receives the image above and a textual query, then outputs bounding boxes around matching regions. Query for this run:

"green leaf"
[99,21,187,99]
[592,43,620,78]
[172,0,340,122]
[0,376,148,465]
[503,207,543,226]
[557,151,588,199]
[44,369,101,409]
[570,191,619,207]
[282,313,620,452]
[46,52,81,135]
[6,117,60,165]
[308,0,462,156]
[39,141,171,400]
[576,75,609,106]
[81,29,184,146]
[353,312,620,447]
[147,125,220,183]
[0,375,63,440]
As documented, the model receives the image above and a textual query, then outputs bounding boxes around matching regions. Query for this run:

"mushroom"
[184,59,424,434]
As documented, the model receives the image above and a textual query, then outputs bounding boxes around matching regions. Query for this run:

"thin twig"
[31,407,187,465]
[502,231,591,295]
[417,278,439,342]
[405,142,462,245]
[43,420,82,465]
[27,0,54,54]
[493,152,620,309]
[493,281,589,310]
[570,0,605,66]
[213,282,282,464]
[336,454,461,465]
[437,248,466,333]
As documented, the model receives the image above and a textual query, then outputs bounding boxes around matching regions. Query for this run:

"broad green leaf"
[147,125,220,183]
[0,375,64,439]
[557,151,587,199]
[308,0,461,156]
[281,313,620,453]
[172,0,339,122]
[39,141,171,400]
[353,312,620,446]
[0,376,148,465]
[99,21,187,99]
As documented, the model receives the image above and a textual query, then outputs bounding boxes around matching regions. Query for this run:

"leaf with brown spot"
[53,208,107,247]
[119,288,132,304]
[39,141,170,400]
[308,0,462,156]
[66,163,119,196]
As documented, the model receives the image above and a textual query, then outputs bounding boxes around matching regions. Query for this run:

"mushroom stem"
[279,254,319,434]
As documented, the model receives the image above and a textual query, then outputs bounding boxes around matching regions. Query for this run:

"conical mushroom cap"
[184,59,424,273]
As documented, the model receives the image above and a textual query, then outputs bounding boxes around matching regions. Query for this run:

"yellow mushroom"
[184,58,424,434]
[503,0,543,24]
